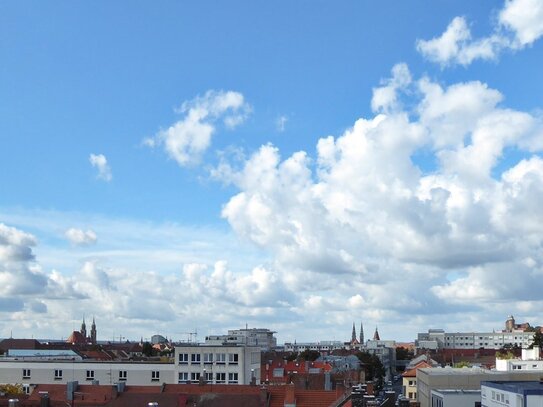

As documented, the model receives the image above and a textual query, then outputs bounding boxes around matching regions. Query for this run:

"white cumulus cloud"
[148,90,251,167]
[417,0,543,66]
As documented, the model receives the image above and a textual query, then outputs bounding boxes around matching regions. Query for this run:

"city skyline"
[1,0,543,343]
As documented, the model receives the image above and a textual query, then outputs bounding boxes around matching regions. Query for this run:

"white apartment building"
[283,341,344,353]
[481,381,543,407]
[0,359,175,395]
[495,346,543,372]
[417,330,535,350]
[174,344,261,385]
[205,328,277,351]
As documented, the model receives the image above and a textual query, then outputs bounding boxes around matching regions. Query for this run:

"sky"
[1,0,543,344]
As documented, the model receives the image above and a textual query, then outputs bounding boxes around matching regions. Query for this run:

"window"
[179,353,189,364]
[178,372,189,383]
[204,371,213,382]
[151,371,160,381]
[54,369,63,380]
[204,353,213,364]
[22,384,30,395]
[191,372,200,383]
[22,369,31,379]
[216,353,226,364]
[191,353,201,364]
[119,370,127,381]
[228,372,238,384]
[216,372,226,383]
[228,353,239,364]
[86,370,95,380]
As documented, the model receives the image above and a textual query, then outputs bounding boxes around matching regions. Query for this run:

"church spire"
[80,316,87,339]
[373,326,380,341]
[90,316,97,345]
[360,322,364,344]
[351,322,357,342]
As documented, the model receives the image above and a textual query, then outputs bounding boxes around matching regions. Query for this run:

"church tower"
[90,317,97,345]
[351,322,357,343]
[360,322,364,344]
[80,317,87,339]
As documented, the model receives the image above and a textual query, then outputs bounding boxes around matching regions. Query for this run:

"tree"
[356,351,385,389]
[299,349,320,361]
[285,352,298,362]
[529,329,543,349]
[396,346,410,360]
[0,384,24,395]
[453,361,471,368]
[142,342,156,357]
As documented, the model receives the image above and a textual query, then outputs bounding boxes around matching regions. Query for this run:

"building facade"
[205,328,277,351]
[481,381,543,407]
[430,389,481,407]
[174,344,261,385]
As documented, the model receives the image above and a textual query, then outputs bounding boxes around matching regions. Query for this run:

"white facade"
[481,381,543,407]
[495,346,543,372]
[174,345,261,385]
[283,341,344,353]
[417,329,536,350]
[0,360,175,387]
[205,328,277,351]
[430,389,480,407]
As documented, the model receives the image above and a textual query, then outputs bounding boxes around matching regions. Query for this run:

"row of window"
[178,353,238,365]
[177,372,238,384]
[21,369,158,382]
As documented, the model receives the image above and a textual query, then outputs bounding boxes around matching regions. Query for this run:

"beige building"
[417,368,543,407]
[402,361,431,401]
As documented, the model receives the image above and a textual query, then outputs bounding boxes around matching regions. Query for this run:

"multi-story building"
[283,341,344,353]
[495,346,543,372]
[430,389,481,407]
[364,339,396,381]
[174,344,261,385]
[416,368,543,407]
[481,381,543,407]
[205,328,277,351]
[416,316,539,351]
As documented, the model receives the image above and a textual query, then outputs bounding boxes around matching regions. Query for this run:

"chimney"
[116,382,126,393]
[284,383,296,407]
[324,372,332,391]
[8,400,19,407]
[148,403,159,407]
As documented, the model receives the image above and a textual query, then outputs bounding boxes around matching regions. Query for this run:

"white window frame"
[178,372,189,383]
[179,353,189,364]
[86,370,95,380]
[228,372,238,384]
[191,353,201,364]
[22,369,31,379]
[216,372,226,383]
[54,369,63,380]
[151,371,160,381]
[216,353,226,364]
[204,353,214,364]
[191,372,200,383]
[119,370,127,381]
[228,353,239,364]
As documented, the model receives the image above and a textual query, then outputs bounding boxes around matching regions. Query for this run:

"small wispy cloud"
[89,153,112,182]
[276,115,288,132]
[65,228,97,246]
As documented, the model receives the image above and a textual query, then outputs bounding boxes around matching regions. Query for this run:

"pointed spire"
[360,322,364,344]
[373,326,380,341]
[351,322,357,342]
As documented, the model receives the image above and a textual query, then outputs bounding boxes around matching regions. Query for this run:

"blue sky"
[1,0,543,343]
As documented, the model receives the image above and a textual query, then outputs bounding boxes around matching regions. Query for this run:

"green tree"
[453,361,471,368]
[395,346,410,360]
[299,349,320,361]
[356,351,385,389]
[142,342,156,357]
[285,352,298,362]
[529,329,543,349]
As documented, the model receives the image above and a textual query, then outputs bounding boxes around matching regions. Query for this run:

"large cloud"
[417,0,543,66]
[215,63,543,332]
